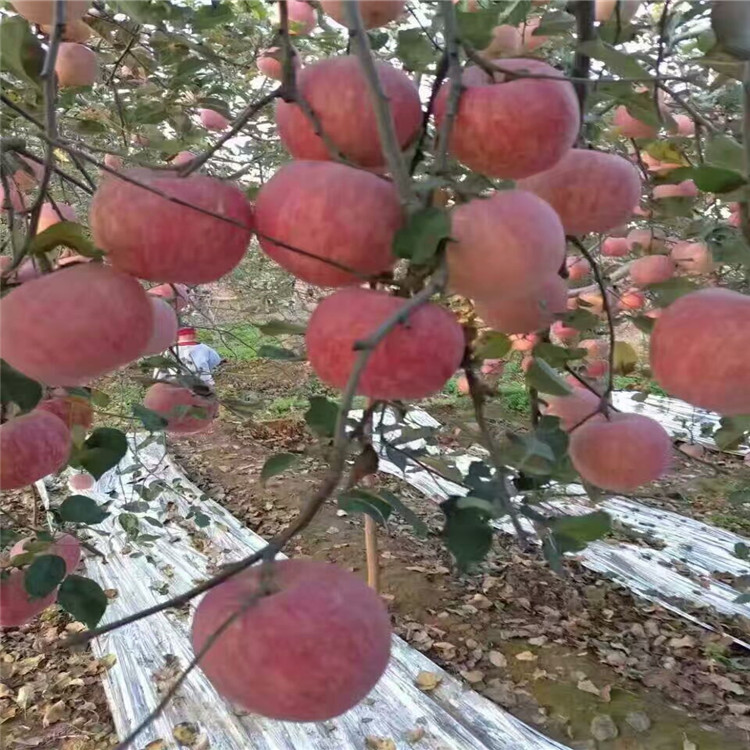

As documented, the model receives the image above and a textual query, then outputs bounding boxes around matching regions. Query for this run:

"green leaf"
[393,207,451,265]
[338,489,392,527]
[441,497,493,571]
[118,512,140,539]
[705,135,744,170]
[667,166,746,194]
[534,343,586,368]
[304,396,339,438]
[419,456,464,483]
[456,6,500,49]
[561,308,599,331]
[714,416,750,451]
[133,404,168,432]
[0,359,42,413]
[578,39,649,79]
[735,592,750,604]
[260,453,298,484]
[647,277,699,307]
[476,332,511,360]
[631,315,656,334]
[257,345,303,361]
[252,319,306,336]
[0,528,21,551]
[708,230,750,268]
[549,511,611,553]
[526,359,571,396]
[193,511,210,528]
[533,10,576,35]
[57,575,108,629]
[194,1,234,29]
[71,428,128,480]
[395,28,437,72]
[24,555,66,599]
[121,501,149,513]
[377,489,429,537]
[367,31,389,51]
[0,16,44,88]
[734,542,750,561]
[59,495,109,525]
[712,2,750,60]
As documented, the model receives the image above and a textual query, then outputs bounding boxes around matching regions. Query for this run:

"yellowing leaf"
[415,670,442,691]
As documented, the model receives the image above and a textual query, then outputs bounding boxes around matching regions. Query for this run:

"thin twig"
[343,1,413,206]
[658,83,718,134]
[181,89,279,176]
[432,1,462,178]
[409,51,448,176]
[569,236,616,397]
[463,363,528,546]
[106,28,139,85]
[653,0,670,127]
[740,61,750,245]
[571,0,595,122]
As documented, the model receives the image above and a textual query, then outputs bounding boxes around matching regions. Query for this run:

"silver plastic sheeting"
[366,403,750,648]
[37,438,569,750]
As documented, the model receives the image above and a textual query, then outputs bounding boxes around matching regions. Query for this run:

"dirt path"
[171,405,750,750]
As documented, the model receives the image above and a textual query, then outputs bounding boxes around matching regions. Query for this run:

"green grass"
[198,324,268,361]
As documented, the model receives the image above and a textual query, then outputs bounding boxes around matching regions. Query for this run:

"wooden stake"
[364,514,380,592]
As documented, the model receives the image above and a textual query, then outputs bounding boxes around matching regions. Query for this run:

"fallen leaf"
[15,684,34,709]
[415,671,442,691]
[0,684,11,699]
[144,741,167,750]
[404,726,425,744]
[709,674,745,695]
[99,653,117,670]
[489,650,507,668]
[365,737,396,750]
[668,635,696,649]
[577,678,600,696]
[42,700,68,727]
[461,670,484,684]
[590,713,618,741]
[683,737,697,750]
[515,651,537,662]
[173,722,201,746]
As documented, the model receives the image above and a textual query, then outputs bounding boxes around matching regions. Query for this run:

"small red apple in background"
[566,254,590,281]
[612,105,657,139]
[11,0,89,25]
[143,383,218,434]
[199,108,229,131]
[670,240,714,275]
[447,190,565,299]
[69,472,94,491]
[551,320,578,342]
[0,570,57,628]
[474,276,567,334]
[41,18,91,42]
[12,156,44,191]
[569,412,671,492]
[481,359,505,376]
[10,534,81,575]
[90,168,254,284]
[1,181,26,212]
[650,288,750,415]
[191,559,391,721]
[54,43,97,87]
[276,56,421,169]
[510,333,540,352]
[584,359,609,379]
[0,410,71,490]
[435,58,579,179]
[482,25,522,57]
[283,0,316,34]
[258,47,300,80]
[580,339,608,360]
[543,388,602,432]
[518,150,641,235]
[456,374,470,395]
[36,202,77,233]
[255,160,401,287]
[671,114,695,136]
[626,227,664,253]
[577,291,608,314]
[38,391,94,430]
[103,153,123,171]
[148,283,190,311]
[653,180,698,199]
[320,0,405,29]
[0,264,153,386]
[618,289,645,311]
[307,288,464,400]
[601,236,630,257]
[142,297,179,356]
[629,254,675,286]
[640,152,682,175]
[171,151,196,167]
